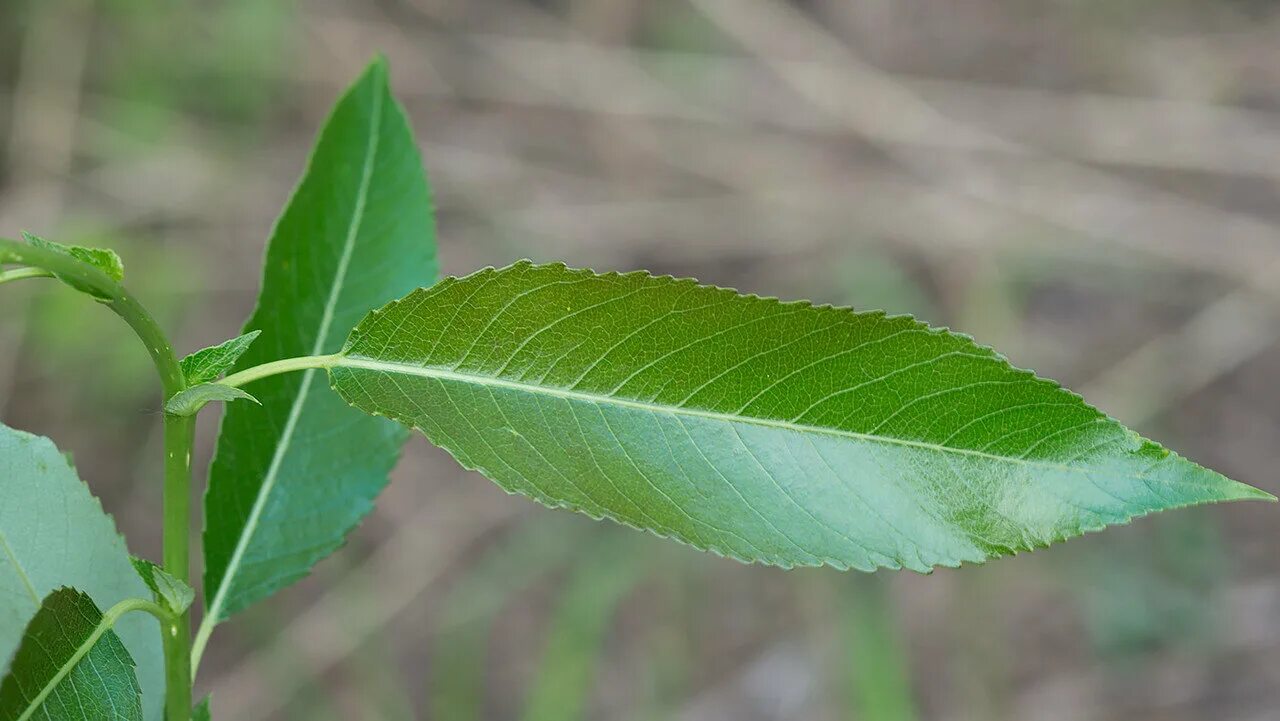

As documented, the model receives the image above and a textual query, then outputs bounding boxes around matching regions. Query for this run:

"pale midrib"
[16,597,163,721]
[201,88,384,636]
[337,355,1114,475]
[0,529,39,605]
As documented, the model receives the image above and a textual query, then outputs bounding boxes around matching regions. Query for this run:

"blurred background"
[2,1,1279,719]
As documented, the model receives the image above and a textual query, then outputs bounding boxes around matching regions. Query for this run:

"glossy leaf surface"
[331,262,1271,572]
[202,57,437,625]
[0,588,141,721]
[0,424,162,718]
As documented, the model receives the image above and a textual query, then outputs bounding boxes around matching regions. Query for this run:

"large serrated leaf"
[0,423,163,719]
[0,588,142,721]
[202,57,437,627]
[327,262,1271,572]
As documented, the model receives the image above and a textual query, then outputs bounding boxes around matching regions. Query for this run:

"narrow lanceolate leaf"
[330,263,1272,572]
[203,57,437,625]
[130,560,194,616]
[180,331,262,385]
[0,424,163,719]
[0,588,142,721]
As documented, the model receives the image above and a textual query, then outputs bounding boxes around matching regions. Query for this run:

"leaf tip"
[366,53,392,82]
[1225,480,1277,503]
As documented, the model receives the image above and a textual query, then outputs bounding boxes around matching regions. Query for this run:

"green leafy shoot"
[1,43,1274,721]
[180,331,262,385]
[130,559,195,616]
[22,232,123,300]
[165,384,259,417]
[0,588,151,721]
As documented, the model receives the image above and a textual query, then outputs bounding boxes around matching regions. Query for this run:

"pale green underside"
[0,589,141,721]
[0,424,162,719]
[330,262,1269,572]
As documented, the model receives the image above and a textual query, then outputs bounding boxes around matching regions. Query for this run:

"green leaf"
[328,262,1272,572]
[202,56,438,629]
[165,383,259,417]
[129,559,194,616]
[22,232,123,300]
[0,588,142,721]
[180,331,262,385]
[0,424,163,719]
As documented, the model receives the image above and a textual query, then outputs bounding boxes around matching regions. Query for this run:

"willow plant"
[0,58,1270,721]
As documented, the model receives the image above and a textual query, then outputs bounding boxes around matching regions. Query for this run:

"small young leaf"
[22,232,123,300]
[129,559,194,615]
[192,696,212,721]
[165,383,259,417]
[327,262,1272,573]
[202,56,438,630]
[180,331,262,385]
[0,588,143,721]
[0,423,163,719]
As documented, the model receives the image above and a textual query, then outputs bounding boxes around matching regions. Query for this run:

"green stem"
[0,266,54,285]
[17,598,175,721]
[218,353,342,389]
[162,415,195,718]
[0,237,193,721]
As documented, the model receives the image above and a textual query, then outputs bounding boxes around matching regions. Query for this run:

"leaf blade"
[331,263,1270,572]
[202,57,437,625]
[165,383,259,417]
[0,588,142,721]
[0,424,163,719]
[179,331,261,385]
